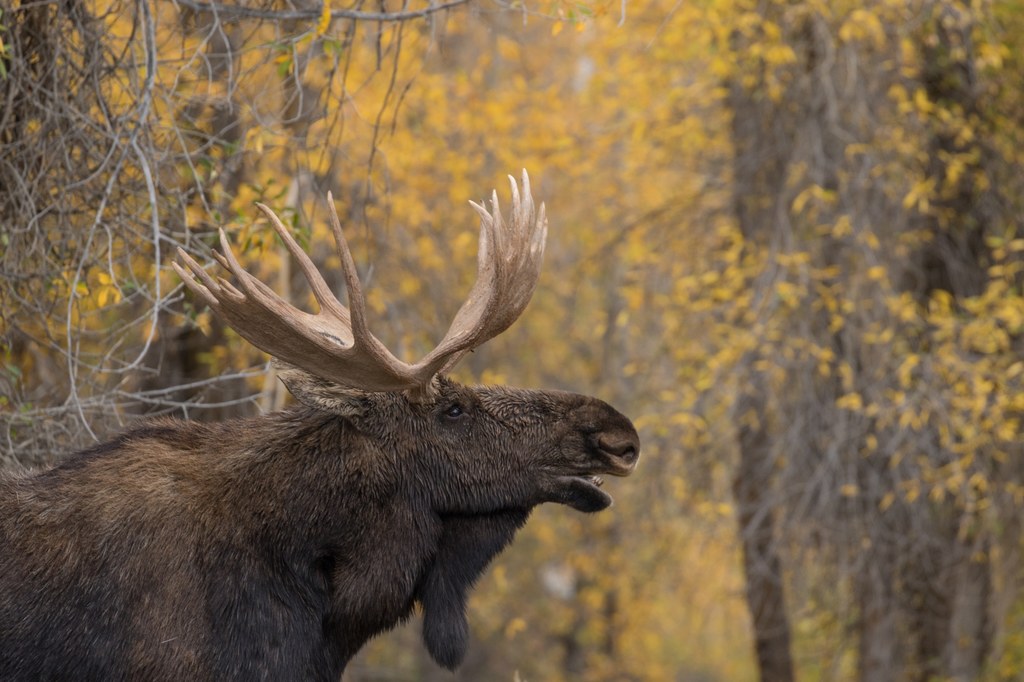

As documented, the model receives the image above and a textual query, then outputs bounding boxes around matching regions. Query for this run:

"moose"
[0,172,640,681]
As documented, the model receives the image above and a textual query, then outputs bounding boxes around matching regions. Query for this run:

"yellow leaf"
[96,286,121,307]
[836,392,863,410]
[838,9,886,48]
[551,21,563,37]
[504,617,527,639]
[897,354,919,388]
[763,44,796,66]
[316,0,331,36]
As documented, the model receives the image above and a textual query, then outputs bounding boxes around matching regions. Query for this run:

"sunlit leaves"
[6,0,1024,677]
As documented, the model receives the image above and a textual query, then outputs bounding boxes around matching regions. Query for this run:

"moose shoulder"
[0,173,639,681]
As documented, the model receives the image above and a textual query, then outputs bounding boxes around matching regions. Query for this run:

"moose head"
[0,172,639,680]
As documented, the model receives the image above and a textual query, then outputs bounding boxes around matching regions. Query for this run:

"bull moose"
[0,172,640,681]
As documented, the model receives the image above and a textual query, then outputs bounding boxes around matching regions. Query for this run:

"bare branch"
[173,0,472,24]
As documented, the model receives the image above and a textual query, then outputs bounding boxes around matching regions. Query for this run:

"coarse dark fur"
[0,369,639,681]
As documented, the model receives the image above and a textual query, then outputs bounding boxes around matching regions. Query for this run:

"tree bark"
[856,564,901,682]
[945,538,991,681]
[727,20,798,677]
[733,389,796,682]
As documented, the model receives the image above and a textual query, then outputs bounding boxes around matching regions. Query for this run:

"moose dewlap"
[0,171,640,681]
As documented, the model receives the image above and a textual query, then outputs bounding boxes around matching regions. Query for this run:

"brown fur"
[0,373,639,681]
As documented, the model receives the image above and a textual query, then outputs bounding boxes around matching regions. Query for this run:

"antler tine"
[255,202,351,324]
[209,230,275,302]
[201,226,353,349]
[416,170,547,379]
[515,170,547,259]
[173,251,220,308]
[324,194,369,343]
[322,193,419,374]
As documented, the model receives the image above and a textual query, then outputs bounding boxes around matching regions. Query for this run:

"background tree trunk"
[734,387,795,682]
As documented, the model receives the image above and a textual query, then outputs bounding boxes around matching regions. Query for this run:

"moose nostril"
[597,434,639,463]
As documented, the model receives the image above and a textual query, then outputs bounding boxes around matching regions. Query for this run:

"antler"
[173,170,547,394]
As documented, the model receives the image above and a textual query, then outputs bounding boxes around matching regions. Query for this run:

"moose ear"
[275,363,368,417]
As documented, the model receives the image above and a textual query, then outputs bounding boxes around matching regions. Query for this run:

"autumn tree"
[709,1,1024,680]
[4,0,1024,680]
[0,0,469,461]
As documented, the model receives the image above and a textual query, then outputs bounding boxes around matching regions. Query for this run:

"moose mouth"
[550,471,626,513]
[542,426,639,513]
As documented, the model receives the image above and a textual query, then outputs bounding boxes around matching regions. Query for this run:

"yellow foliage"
[9,0,1024,678]
[838,8,887,48]
[836,392,863,411]
[316,1,331,36]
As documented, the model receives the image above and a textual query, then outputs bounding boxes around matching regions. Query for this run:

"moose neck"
[210,406,441,582]
[207,408,537,673]
[203,409,447,671]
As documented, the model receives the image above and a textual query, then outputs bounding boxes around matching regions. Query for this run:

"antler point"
[170,260,188,280]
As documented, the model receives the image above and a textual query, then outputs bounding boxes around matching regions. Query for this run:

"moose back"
[0,173,639,681]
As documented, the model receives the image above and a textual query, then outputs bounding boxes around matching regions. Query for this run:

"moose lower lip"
[569,474,604,489]
[546,475,614,513]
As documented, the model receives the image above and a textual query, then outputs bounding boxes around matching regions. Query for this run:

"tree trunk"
[856,564,901,682]
[945,538,991,681]
[733,389,796,682]
[727,24,798,678]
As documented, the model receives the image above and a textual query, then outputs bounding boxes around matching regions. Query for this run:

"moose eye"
[442,403,466,420]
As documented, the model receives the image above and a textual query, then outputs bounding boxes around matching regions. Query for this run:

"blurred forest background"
[2,0,1023,680]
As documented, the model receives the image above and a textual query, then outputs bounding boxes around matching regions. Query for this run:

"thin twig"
[173,0,471,23]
